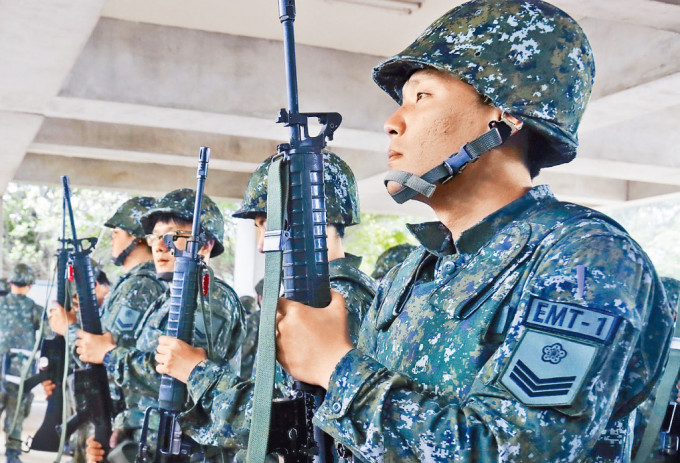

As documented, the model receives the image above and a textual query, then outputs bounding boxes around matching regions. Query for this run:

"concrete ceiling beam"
[14,153,251,201]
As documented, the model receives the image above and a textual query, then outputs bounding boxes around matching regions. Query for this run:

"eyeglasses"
[145,230,192,250]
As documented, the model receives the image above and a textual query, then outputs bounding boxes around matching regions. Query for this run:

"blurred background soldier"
[371,243,416,282]
[0,264,42,463]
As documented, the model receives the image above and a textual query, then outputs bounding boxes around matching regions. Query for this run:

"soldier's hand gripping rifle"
[24,190,72,452]
[247,1,342,462]
[60,175,114,457]
[137,147,211,463]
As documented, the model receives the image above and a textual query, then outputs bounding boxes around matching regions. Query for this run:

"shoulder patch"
[500,329,597,406]
[525,296,621,344]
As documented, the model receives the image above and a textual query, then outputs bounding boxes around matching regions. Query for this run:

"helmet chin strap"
[384,113,523,204]
[111,239,140,267]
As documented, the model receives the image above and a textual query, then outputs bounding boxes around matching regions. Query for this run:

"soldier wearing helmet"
[100,196,166,347]
[142,152,376,458]
[270,1,674,462]
[0,264,42,463]
[77,188,245,462]
[230,151,376,345]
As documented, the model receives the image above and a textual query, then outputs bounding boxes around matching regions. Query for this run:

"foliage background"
[1,183,239,285]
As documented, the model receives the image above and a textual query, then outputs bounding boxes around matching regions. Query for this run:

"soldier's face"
[254,215,267,254]
[110,227,135,258]
[150,219,192,274]
[383,69,500,197]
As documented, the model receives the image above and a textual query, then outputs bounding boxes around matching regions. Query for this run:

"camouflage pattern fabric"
[8,263,36,286]
[105,196,157,239]
[371,244,417,281]
[329,254,377,346]
[631,277,680,462]
[104,274,245,460]
[307,185,673,462]
[140,189,225,257]
[100,260,166,348]
[233,151,360,227]
[0,293,42,450]
[239,255,376,381]
[239,295,258,317]
[373,0,595,170]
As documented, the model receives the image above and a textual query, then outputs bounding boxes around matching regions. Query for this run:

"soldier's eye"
[416,92,429,102]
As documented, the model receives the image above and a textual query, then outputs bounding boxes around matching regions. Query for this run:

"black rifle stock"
[267,1,342,461]
[137,147,210,463]
[27,195,72,452]
[61,175,114,457]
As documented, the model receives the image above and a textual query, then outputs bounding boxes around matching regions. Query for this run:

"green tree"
[2,183,238,284]
[344,213,421,275]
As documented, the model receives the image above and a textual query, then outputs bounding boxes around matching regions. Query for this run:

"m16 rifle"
[137,147,211,463]
[247,1,342,462]
[24,189,72,452]
[60,175,114,457]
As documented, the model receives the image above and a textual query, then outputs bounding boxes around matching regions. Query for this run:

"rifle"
[248,1,342,462]
[60,175,114,457]
[137,147,211,463]
[25,192,72,452]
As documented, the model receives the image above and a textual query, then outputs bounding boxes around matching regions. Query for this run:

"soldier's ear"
[199,239,215,257]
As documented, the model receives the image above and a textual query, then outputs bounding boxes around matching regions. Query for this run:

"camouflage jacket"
[180,254,377,455]
[100,260,166,347]
[105,274,246,432]
[0,294,43,378]
[311,185,674,463]
[239,253,377,379]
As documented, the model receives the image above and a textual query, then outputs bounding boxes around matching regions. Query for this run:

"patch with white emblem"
[501,329,597,406]
[526,297,620,344]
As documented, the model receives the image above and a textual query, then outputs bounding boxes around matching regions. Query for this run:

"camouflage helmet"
[141,188,225,257]
[105,196,156,239]
[372,244,416,280]
[372,0,595,170]
[0,278,9,295]
[9,263,36,286]
[233,151,360,226]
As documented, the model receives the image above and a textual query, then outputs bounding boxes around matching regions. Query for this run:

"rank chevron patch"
[509,360,576,397]
[501,329,597,406]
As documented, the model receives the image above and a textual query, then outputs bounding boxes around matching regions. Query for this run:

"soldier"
[371,243,416,281]
[99,196,165,348]
[0,264,43,463]
[272,1,675,462]
[77,189,246,462]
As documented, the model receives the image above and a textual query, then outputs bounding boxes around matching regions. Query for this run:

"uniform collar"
[408,185,556,257]
[331,253,363,269]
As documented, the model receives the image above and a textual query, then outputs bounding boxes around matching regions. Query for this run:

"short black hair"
[149,213,193,230]
[329,224,345,238]
[96,270,111,287]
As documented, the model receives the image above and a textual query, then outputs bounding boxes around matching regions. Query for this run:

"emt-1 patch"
[500,329,597,406]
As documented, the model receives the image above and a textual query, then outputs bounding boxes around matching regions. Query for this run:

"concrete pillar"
[233,218,264,297]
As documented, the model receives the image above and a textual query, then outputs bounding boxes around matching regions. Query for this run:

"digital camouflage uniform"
[100,196,163,348]
[0,265,42,456]
[311,1,673,461]
[185,1,673,462]
[371,244,417,281]
[175,152,376,458]
[233,151,375,375]
[103,189,246,462]
[631,277,680,462]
